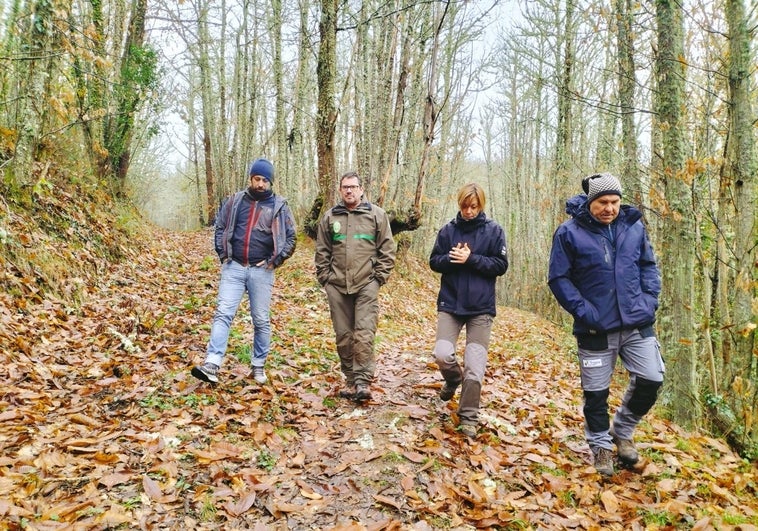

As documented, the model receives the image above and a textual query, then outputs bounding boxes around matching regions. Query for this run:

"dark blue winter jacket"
[430,212,508,317]
[548,194,660,335]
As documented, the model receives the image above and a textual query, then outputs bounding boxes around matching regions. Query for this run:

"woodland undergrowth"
[0,180,757,530]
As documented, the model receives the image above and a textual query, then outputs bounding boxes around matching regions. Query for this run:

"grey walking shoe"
[611,430,639,466]
[593,447,615,477]
[251,366,267,384]
[354,384,372,401]
[459,424,477,439]
[191,363,219,384]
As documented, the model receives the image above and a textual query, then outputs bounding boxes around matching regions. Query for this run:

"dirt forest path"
[1,228,757,530]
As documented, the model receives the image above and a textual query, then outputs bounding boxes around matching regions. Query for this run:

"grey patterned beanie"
[582,173,622,204]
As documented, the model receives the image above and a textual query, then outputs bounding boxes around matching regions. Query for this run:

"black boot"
[439,365,463,401]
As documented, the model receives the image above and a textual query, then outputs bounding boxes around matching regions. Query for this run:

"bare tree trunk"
[217,0,230,196]
[414,1,450,216]
[197,0,216,224]
[615,0,639,196]
[187,75,206,227]
[377,18,411,205]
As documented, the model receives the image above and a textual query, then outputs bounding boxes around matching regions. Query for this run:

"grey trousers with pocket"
[433,312,493,425]
[578,326,665,450]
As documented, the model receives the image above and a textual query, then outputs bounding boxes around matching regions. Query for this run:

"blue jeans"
[206,261,274,368]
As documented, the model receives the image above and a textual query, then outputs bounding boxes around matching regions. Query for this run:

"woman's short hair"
[457,183,486,211]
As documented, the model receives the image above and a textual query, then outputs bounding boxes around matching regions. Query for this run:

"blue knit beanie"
[249,158,275,183]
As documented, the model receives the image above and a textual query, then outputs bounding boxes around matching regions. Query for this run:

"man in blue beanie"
[548,173,664,477]
[192,158,297,385]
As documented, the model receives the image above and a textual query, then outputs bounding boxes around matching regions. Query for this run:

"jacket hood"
[564,194,642,227]
[565,194,588,218]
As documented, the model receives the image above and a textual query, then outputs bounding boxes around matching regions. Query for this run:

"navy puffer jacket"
[548,194,660,335]
[430,212,508,317]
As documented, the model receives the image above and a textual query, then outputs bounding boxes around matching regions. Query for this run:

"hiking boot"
[459,424,477,439]
[611,430,639,466]
[593,447,615,477]
[251,366,267,384]
[191,363,219,384]
[354,384,372,401]
[439,381,459,401]
[339,385,357,398]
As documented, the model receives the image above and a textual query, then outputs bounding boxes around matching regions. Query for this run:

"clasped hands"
[449,242,470,264]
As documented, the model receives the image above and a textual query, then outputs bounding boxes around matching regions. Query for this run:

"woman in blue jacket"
[548,173,664,477]
[430,183,508,439]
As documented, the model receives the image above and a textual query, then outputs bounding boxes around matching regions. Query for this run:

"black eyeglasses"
[341,185,360,191]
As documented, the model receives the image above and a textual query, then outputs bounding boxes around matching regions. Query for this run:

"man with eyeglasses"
[315,171,396,401]
[548,173,664,477]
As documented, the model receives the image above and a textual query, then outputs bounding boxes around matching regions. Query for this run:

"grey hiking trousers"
[433,312,493,425]
[578,326,665,451]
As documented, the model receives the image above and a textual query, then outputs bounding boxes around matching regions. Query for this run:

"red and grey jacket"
[214,189,296,268]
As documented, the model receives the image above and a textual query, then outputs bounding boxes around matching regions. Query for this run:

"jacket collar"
[565,194,642,228]
[332,201,372,215]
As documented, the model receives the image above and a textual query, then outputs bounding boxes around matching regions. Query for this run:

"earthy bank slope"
[1,229,756,530]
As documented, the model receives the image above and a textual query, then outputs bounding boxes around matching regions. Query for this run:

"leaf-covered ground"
[1,229,757,530]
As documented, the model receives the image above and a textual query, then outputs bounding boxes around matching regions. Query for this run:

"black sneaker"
[191,363,219,384]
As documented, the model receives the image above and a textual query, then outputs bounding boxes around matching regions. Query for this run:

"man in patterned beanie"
[548,173,664,476]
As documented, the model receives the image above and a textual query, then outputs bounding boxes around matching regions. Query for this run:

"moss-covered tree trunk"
[105,0,152,197]
[720,0,757,452]
[553,0,575,224]
[654,0,699,427]
[12,0,57,190]
[305,0,338,238]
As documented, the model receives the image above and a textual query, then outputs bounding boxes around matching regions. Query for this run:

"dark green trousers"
[324,280,380,387]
